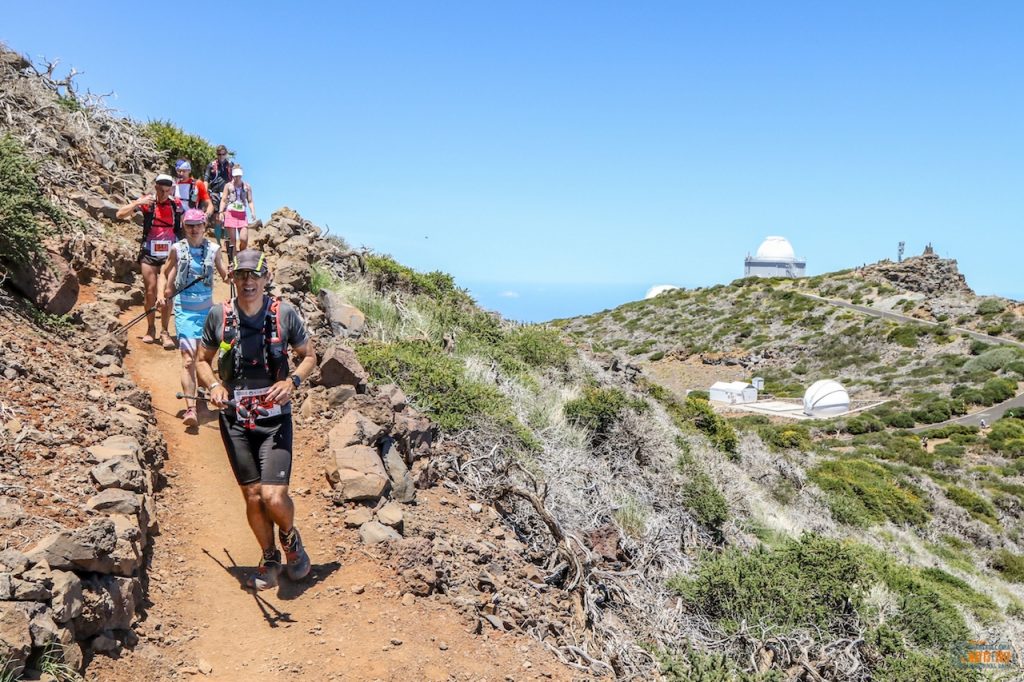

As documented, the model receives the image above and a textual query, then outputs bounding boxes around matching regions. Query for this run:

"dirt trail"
[88,293,569,681]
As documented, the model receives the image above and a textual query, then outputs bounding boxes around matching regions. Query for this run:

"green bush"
[309,261,341,295]
[659,649,784,682]
[563,386,646,443]
[355,339,532,447]
[809,459,929,527]
[846,414,885,435]
[976,298,1006,316]
[963,346,1020,373]
[670,534,871,635]
[992,548,1024,583]
[365,254,469,304]
[759,424,813,450]
[681,467,729,535]
[0,134,69,266]
[981,377,1016,404]
[944,486,998,526]
[502,325,572,370]
[887,324,930,348]
[873,651,979,682]
[143,120,216,173]
[884,411,917,429]
[987,418,1024,456]
[683,396,739,454]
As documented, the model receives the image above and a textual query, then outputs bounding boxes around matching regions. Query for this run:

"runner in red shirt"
[116,174,184,347]
[173,159,213,220]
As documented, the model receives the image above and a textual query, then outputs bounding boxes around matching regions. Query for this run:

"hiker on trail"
[205,145,233,240]
[219,166,255,253]
[205,145,233,192]
[157,209,229,427]
[195,250,315,590]
[172,159,213,219]
[115,174,183,346]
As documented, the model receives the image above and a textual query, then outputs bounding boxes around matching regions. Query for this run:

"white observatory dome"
[803,379,850,417]
[755,236,796,261]
[644,284,679,300]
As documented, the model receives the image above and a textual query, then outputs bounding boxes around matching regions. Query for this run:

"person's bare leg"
[180,345,196,410]
[140,263,159,340]
[240,483,275,551]
[260,484,295,535]
[238,225,249,251]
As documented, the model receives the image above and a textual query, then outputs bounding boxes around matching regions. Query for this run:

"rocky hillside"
[3,42,1024,681]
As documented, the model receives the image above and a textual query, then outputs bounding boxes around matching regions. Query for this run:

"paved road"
[800,293,1024,349]
[910,392,1024,432]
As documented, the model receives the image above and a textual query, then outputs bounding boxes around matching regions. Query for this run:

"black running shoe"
[282,528,311,581]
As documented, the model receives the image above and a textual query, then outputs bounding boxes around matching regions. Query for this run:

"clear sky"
[4,2,1021,321]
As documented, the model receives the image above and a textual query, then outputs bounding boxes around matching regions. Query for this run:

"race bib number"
[233,387,283,419]
[228,201,246,213]
[149,240,172,257]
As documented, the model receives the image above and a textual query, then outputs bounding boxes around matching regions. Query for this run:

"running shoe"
[282,528,311,581]
[182,408,198,427]
[245,551,282,591]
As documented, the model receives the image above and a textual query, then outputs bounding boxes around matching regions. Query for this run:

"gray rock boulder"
[316,341,369,390]
[381,440,416,503]
[6,248,79,315]
[358,521,401,545]
[90,455,148,493]
[50,570,84,623]
[319,290,365,338]
[27,519,118,574]
[328,444,389,503]
[330,411,385,448]
[0,602,31,677]
[86,488,142,516]
[85,435,142,463]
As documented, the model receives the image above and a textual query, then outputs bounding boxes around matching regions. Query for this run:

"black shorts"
[218,412,293,485]
[138,250,168,267]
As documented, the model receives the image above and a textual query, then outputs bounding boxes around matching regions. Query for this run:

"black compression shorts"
[139,251,168,267]
[218,413,293,485]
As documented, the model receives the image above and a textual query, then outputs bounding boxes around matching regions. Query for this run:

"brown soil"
[88,297,571,681]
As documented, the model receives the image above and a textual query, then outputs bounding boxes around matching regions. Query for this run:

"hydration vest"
[217,297,287,387]
[141,199,184,244]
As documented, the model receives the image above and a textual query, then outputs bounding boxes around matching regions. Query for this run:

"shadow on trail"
[201,548,341,624]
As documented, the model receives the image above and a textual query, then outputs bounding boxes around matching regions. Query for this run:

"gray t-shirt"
[201,297,309,414]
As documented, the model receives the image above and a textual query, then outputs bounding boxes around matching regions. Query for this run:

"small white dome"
[755,236,796,261]
[644,284,679,300]
[803,379,850,417]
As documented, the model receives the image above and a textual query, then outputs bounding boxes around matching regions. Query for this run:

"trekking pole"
[174,393,270,419]
[112,274,207,336]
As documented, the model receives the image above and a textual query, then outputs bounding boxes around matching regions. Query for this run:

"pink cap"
[182,208,207,225]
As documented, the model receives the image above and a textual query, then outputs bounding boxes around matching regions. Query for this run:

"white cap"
[155,174,174,185]
[232,168,244,177]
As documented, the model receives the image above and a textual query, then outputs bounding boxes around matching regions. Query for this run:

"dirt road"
[88,298,568,681]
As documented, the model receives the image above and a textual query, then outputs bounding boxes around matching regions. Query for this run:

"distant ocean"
[465,282,653,324]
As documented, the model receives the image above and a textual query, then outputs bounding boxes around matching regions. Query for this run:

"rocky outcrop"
[861,254,973,297]
[6,247,80,315]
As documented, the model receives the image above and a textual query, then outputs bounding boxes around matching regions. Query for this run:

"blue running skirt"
[174,300,212,340]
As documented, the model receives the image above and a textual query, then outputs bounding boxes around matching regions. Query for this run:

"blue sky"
[5,2,1021,321]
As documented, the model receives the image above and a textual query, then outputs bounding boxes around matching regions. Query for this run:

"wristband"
[209,382,221,391]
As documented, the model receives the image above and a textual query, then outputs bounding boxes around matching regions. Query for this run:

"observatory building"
[744,236,806,278]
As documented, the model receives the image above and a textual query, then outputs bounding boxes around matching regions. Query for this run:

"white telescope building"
[744,236,806,278]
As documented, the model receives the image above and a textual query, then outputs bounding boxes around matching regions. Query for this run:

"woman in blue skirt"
[158,209,229,427]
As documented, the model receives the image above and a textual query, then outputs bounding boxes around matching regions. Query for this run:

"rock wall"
[861,254,974,297]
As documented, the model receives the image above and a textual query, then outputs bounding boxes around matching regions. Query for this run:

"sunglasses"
[217,152,227,156]
[232,270,265,281]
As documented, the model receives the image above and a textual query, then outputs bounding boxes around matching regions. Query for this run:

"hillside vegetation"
[1,41,1022,680]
